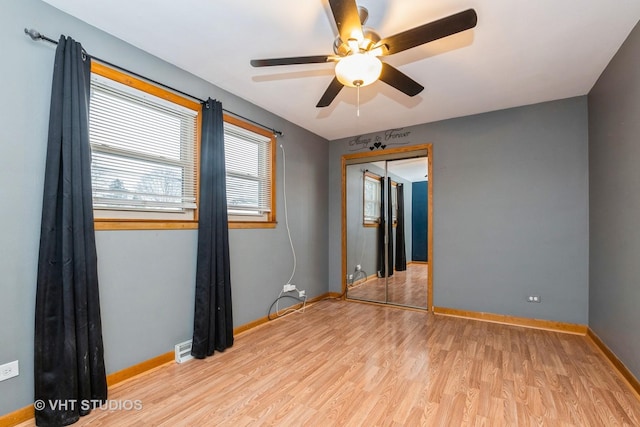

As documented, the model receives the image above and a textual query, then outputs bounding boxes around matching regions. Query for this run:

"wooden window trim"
[90,64,276,231]
[223,114,276,229]
[90,62,202,231]
[363,171,381,227]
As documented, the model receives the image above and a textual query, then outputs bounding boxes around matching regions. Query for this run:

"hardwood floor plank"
[13,299,640,426]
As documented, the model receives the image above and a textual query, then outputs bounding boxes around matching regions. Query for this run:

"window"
[363,172,381,226]
[223,115,276,227]
[391,181,398,226]
[88,63,274,230]
[89,63,201,229]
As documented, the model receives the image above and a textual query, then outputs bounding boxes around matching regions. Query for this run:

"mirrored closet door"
[343,146,431,309]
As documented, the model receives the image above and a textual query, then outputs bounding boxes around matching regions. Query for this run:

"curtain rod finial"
[24,28,42,41]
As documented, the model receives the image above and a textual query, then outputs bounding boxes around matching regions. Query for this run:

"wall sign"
[347,128,412,152]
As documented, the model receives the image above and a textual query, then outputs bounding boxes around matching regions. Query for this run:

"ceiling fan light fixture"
[347,38,360,53]
[335,53,382,87]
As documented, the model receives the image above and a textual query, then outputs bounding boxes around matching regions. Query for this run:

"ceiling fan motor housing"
[333,27,381,56]
[333,6,380,56]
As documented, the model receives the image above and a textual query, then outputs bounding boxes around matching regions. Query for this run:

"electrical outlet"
[356,265,361,271]
[298,290,306,298]
[283,284,296,292]
[527,295,541,303]
[0,360,19,382]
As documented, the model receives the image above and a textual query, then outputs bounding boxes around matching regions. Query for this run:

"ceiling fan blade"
[316,77,344,107]
[377,9,477,55]
[250,55,334,67]
[329,0,364,43]
[379,62,424,97]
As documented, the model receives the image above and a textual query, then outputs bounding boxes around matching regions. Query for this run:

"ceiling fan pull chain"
[357,84,360,117]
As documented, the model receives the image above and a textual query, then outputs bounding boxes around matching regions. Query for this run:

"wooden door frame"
[341,143,433,310]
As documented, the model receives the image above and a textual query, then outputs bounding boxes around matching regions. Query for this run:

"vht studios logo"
[34,399,143,412]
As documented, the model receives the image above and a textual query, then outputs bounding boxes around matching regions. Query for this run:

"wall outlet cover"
[0,360,19,381]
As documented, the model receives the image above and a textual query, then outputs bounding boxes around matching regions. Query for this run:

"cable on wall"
[268,142,307,319]
[281,143,297,287]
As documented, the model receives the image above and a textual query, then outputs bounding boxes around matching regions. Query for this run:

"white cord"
[274,291,307,318]
[273,143,306,317]
[280,144,297,286]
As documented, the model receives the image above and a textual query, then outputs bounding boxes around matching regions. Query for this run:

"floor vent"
[175,340,194,363]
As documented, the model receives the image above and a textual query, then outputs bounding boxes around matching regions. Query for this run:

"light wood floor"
[348,263,428,308]
[18,300,640,426]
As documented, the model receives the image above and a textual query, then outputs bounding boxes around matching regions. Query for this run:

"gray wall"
[588,21,640,379]
[330,97,589,324]
[0,0,328,415]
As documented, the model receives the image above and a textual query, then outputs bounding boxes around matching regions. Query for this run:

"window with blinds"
[223,119,274,221]
[363,172,381,225]
[88,71,199,220]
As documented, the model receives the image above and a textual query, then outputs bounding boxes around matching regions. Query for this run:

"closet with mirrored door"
[342,144,432,310]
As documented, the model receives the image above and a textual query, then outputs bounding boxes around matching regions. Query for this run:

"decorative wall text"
[347,128,412,151]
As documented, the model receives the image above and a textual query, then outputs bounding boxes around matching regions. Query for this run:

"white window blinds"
[89,74,198,212]
[364,174,381,223]
[224,121,272,215]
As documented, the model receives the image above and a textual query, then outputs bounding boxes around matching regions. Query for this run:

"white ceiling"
[43,0,640,141]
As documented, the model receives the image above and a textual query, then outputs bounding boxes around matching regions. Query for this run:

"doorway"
[341,144,433,310]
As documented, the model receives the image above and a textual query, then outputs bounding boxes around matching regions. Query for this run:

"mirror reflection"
[345,156,429,309]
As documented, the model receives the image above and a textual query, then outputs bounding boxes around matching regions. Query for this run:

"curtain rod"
[24,28,283,137]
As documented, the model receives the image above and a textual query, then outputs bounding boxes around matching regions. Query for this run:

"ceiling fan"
[250,0,477,108]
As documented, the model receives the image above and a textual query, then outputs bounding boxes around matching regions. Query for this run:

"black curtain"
[376,176,386,277]
[395,184,407,271]
[192,99,234,358]
[386,178,394,277]
[34,36,107,426]
[376,177,394,277]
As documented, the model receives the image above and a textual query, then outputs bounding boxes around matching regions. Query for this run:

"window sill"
[94,220,198,231]
[229,221,276,229]
[94,220,277,230]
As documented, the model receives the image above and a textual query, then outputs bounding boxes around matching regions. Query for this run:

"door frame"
[341,143,433,310]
